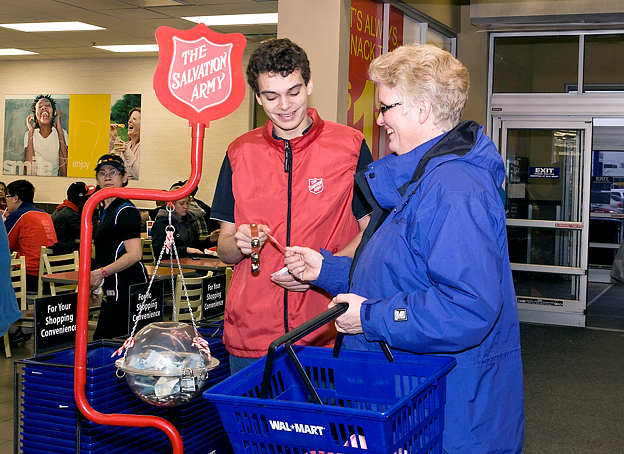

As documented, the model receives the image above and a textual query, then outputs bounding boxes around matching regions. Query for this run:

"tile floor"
[2,283,623,453]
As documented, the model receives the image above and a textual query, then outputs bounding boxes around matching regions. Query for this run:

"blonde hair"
[368,44,469,132]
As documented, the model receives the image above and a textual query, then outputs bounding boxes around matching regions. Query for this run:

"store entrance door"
[496,118,592,326]
[588,118,624,283]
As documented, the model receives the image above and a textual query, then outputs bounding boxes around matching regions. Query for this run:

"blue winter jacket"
[314,121,524,453]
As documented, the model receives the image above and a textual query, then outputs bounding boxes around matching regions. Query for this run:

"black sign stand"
[34,293,78,355]
[128,280,165,334]
[201,274,226,320]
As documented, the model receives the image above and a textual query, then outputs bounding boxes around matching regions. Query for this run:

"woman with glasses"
[90,154,146,340]
[284,45,524,453]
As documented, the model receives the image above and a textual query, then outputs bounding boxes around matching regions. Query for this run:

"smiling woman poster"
[3,94,69,176]
[3,93,141,178]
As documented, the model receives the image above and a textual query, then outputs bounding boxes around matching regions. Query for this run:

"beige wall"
[457,3,489,128]
[404,1,462,31]
[278,0,350,124]
[0,56,253,208]
[402,2,489,127]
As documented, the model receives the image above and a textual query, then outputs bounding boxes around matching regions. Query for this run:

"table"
[177,257,233,272]
[40,271,80,285]
[42,266,195,285]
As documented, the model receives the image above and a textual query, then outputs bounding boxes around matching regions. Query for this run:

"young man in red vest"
[211,38,373,373]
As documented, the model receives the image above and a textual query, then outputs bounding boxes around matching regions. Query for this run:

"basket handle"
[333,332,394,362]
[260,303,348,401]
[259,303,394,402]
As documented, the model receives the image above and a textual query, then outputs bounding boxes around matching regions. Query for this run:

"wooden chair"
[10,251,17,259]
[34,246,54,300]
[173,272,212,322]
[6,255,29,357]
[11,255,27,310]
[41,248,80,297]
[141,238,155,266]
[2,332,9,358]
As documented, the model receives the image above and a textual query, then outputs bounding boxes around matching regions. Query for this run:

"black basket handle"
[259,303,394,403]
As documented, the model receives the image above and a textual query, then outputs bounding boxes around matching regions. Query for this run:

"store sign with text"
[348,0,403,159]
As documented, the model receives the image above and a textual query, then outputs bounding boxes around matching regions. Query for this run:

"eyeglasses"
[97,169,121,178]
[379,102,403,115]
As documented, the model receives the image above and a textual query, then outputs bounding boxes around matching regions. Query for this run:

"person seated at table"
[169,180,220,243]
[151,185,217,260]
[5,179,58,292]
[51,181,96,251]
[140,198,166,226]
[89,154,146,340]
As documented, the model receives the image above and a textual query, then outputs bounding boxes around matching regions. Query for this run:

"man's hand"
[234,223,270,256]
[271,273,311,292]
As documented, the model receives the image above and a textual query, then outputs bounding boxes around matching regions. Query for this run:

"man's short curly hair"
[30,94,57,129]
[246,38,311,95]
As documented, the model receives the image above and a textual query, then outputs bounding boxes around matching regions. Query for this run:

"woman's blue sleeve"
[311,249,352,296]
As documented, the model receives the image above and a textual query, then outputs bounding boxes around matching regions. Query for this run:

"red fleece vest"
[224,108,364,357]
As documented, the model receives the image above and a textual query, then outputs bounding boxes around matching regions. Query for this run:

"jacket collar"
[261,108,324,153]
[4,201,43,233]
[55,199,79,212]
[364,121,480,210]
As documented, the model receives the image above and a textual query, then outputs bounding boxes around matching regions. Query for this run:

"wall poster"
[3,93,141,179]
[348,1,403,160]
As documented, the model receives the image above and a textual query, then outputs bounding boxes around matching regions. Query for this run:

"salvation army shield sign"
[154,23,246,125]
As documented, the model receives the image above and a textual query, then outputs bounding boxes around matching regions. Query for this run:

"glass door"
[496,119,592,326]
[588,118,624,283]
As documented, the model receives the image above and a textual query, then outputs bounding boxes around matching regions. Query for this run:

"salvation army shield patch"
[309,178,324,195]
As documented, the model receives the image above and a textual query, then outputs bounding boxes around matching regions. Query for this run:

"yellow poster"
[67,94,110,178]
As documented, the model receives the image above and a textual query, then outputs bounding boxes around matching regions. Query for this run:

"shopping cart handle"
[260,303,348,400]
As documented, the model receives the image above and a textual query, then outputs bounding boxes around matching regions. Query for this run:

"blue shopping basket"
[204,304,456,454]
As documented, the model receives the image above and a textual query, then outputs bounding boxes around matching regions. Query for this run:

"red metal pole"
[74,122,206,454]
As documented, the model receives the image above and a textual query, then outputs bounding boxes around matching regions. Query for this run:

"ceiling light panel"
[0,22,105,32]
[182,13,278,26]
[0,48,38,55]
[94,44,159,53]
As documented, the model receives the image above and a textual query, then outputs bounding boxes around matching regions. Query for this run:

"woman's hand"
[111,137,128,156]
[284,246,323,282]
[90,269,104,291]
[109,123,120,141]
[209,229,220,244]
[26,114,35,133]
[330,293,365,334]
[54,110,63,131]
